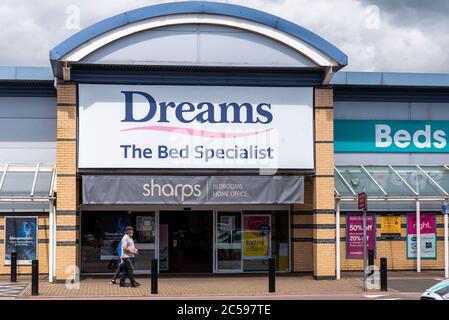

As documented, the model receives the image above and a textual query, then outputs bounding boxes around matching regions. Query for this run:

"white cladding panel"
[82,24,316,67]
[0,97,56,163]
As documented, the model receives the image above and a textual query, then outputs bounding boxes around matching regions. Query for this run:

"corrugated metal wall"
[0,96,56,163]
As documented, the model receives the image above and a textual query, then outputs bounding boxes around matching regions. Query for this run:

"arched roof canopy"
[50,1,347,78]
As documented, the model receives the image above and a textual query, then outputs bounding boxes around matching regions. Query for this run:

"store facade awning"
[335,165,449,202]
[0,163,56,202]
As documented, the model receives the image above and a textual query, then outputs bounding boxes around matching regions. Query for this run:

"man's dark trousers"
[120,258,136,285]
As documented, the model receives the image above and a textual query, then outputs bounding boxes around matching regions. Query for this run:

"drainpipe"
[49,200,55,282]
[444,199,448,279]
[336,199,341,280]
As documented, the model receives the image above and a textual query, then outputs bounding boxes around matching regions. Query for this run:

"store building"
[0,1,448,282]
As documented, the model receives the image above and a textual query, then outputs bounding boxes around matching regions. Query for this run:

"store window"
[215,210,289,272]
[81,211,156,274]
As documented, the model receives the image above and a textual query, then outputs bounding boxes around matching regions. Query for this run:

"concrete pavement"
[0,271,445,300]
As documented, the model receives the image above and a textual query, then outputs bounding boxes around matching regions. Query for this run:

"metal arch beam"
[50,1,348,66]
[58,14,339,69]
[416,165,449,196]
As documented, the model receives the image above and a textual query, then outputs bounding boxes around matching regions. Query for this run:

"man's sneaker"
[110,280,116,285]
[131,282,141,288]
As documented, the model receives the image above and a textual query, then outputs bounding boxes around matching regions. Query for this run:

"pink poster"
[407,214,436,235]
[407,213,436,259]
[346,213,376,259]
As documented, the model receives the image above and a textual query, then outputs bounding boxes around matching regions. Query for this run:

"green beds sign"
[334,120,449,153]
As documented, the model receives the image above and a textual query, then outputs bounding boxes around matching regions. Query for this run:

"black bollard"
[380,258,388,292]
[151,259,158,294]
[10,251,17,283]
[268,258,276,293]
[31,260,39,296]
[368,250,375,266]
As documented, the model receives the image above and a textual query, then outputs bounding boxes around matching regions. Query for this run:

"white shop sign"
[78,84,314,169]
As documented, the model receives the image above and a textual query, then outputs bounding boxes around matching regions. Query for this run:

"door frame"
[214,210,244,273]
[159,209,214,273]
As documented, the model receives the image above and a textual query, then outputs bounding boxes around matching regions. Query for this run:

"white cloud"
[0,0,447,72]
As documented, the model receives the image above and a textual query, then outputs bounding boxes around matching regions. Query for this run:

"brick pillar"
[291,178,314,272]
[313,88,336,280]
[56,83,79,281]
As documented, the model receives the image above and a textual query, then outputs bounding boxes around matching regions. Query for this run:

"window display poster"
[346,213,376,259]
[100,215,131,260]
[243,215,271,259]
[379,215,402,240]
[5,217,38,265]
[407,213,437,259]
[136,215,156,243]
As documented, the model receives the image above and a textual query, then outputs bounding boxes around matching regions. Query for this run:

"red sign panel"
[358,192,367,210]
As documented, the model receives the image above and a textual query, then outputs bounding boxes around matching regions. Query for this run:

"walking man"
[120,226,140,287]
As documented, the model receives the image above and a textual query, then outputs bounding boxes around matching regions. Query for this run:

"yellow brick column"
[313,88,336,279]
[55,83,79,281]
[291,178,314,272]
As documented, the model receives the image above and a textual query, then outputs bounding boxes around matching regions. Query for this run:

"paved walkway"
[0,271,444,299]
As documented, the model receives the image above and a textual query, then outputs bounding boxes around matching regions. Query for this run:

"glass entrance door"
[160,211,213,273]
[216,211,242,272]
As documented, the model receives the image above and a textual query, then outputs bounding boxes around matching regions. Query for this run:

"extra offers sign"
[78,84,314,169]
[243,215,271,259]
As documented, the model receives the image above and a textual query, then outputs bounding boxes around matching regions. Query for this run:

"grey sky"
[0,0,448,72]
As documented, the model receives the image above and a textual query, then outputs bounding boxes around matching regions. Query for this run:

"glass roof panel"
[393,166,445,196]
[419,166,449,195]
[364,166,416,196]
[0,171,35,197]
[335,166,384,196]
[33,171,53,197]
[334,168,355,196]
[0,163,55,199]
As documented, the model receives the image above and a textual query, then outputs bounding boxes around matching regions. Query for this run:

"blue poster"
[5,217,38,264]
[100,214,131,260]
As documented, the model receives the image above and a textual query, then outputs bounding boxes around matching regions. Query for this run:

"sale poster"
[407,213,436,259]
[243,215,271,259]
[4,217,38,265]
[346,213,376,259]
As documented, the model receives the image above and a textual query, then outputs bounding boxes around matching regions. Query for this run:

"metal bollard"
[368,250,375,266]
[31,260,39,296]
[268,258,276,293]
[380,258,388,292]
[151,259,158,294]
[10,252,17,283]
